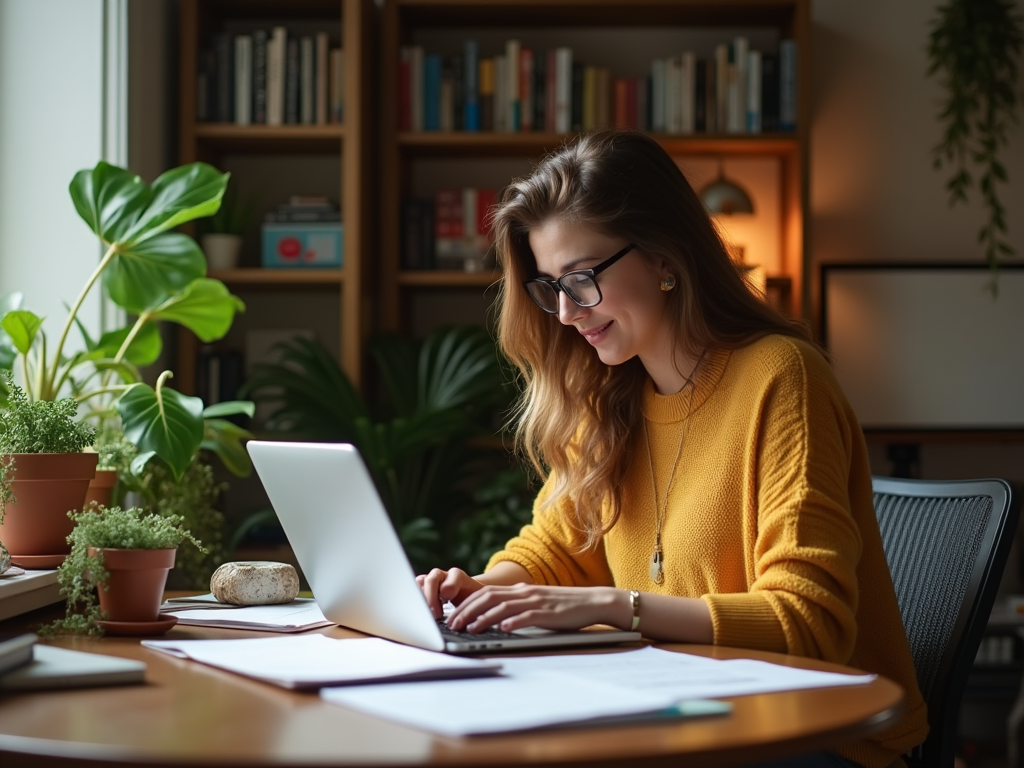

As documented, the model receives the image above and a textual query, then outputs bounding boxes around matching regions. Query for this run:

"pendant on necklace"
[649,540,664,585]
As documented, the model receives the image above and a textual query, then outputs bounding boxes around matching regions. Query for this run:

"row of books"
[398,38,796,135]
[197,28,344,126]
[402,188,498,272]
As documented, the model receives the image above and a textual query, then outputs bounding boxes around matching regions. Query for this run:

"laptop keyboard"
[436,619,519,642]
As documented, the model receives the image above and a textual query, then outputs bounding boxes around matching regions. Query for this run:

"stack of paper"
[142,635,501,689]
[159,594,333,632]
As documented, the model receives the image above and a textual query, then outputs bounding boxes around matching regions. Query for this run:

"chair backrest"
[872,476,1020,768]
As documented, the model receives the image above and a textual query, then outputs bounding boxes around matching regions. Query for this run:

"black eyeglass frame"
[523,243,637,314]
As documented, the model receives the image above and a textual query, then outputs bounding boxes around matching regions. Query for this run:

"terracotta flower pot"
[83,469,120,510]
[1,453,98,557]
[91,547,176,623]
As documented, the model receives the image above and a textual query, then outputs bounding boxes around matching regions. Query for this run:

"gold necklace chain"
[642,352,704,586]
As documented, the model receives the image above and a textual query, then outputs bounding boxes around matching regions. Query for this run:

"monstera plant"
[0,161,248,480]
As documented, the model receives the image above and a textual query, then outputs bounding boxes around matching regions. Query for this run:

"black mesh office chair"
[872,476,1020,768]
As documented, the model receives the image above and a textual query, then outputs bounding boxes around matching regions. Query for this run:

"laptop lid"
[247,441,642,653]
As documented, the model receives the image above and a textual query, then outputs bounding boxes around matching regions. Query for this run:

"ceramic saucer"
[10,554,66,569]
[96,615,178,637]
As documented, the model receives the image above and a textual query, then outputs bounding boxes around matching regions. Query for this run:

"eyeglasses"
[523,243,636,314]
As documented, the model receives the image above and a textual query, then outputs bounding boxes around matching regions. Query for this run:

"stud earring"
[660,275,677,292]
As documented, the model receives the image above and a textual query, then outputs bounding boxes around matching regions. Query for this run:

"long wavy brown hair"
[492,130,814,549]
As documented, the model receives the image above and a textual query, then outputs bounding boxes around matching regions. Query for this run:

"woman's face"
[528,219,676,378]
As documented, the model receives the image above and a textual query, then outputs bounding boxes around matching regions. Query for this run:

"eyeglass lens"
[526,272,601,313]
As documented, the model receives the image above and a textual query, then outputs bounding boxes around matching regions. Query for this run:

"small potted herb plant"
[48,505,204,636]
[0,374,97,567]
[199,180,260,270]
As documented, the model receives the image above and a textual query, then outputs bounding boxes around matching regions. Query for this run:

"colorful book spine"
[463,40,479,131]
[451,53,465,131]
[505,39,520,133]
[300,36,315,125]
[554,47,572,134]
[533,50,546,131]
[479,58,495,131]
[234,35,252,126]
[252,30,268,124]
[745,49,761,133]
[315,32,329,125]
[424,54,442,130]
[779,39,797,131]
[440,55,454,131]
[329,47,344,123]
[267,26,286,126]
[410,45,424,131]
[520,48,534,131]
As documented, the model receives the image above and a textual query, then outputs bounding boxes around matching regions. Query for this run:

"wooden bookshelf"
[379,0,812,332]
[177,0,373,395]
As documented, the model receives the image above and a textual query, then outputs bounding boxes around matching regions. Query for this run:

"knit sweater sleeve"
[703,342,863,663]
[485,477,615,587]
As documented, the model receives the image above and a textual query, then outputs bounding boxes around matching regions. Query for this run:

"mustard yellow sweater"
[487,335,927,768]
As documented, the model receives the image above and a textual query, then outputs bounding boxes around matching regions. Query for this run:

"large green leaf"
[0,293,25,369]
[69,162,152,244]
[418,325,502,412]
[117,381,205,481]
[103,232,207,313]
[203,400,255,419]
[201,418,253,478]
[122,163,229,246]
[1,310,45,355]
[149,279,245,342]
[96,322,163,366]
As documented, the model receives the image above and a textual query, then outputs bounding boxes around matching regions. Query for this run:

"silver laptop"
[247,441,642,654]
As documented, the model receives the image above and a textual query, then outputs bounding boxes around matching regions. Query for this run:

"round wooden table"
[0,623,904,768]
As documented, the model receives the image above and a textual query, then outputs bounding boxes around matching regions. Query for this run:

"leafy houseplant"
[928,0,1023,276]
[240,325,518,571]
[0,160,245,481]
[0,375,98,561]
[199,179,260,270]
[47,505,204,636]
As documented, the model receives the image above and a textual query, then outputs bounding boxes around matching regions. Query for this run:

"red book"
[398,54,411,131]
[434,188,463,265]
[613,77,629,128]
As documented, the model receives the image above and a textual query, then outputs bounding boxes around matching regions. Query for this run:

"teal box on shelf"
[261,223,343,268]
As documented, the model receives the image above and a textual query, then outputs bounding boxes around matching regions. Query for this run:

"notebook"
[246,441,642,654]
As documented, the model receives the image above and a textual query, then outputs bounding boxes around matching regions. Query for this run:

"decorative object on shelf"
[44,505,205,636]
[262,196,343,269]
[210,561,299,605]
[199,178,261,270]
[699,159,755,215]
[0,375,98,567]
[927,0,1023,278]
[0,160,245,482]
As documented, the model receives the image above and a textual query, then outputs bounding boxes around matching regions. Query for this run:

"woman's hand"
[416,568,487,619]
[446,584,632,633]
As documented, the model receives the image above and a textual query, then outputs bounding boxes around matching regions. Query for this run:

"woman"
[417,130,927,768]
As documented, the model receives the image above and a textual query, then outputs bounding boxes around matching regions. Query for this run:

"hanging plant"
[927,0,1023,278]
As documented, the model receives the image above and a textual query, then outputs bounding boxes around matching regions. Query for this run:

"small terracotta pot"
[91,547,176,623]
[1,453,99,556]
[83,469,120,510]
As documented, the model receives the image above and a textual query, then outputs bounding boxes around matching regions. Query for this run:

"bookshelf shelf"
[209,268,346,285]
[195,124,346,152]
[380,0,812,332]
[398,270,500,287]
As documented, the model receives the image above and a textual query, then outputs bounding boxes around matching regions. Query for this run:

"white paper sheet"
[497,646,877,699]
[159,598,334,632]
[320,672,726,736]
[142,635,502,689]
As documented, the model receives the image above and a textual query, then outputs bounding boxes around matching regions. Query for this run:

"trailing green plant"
[927,0,1024,281]
[45,505,205,636]
[240,325,512,570]
[0,160,246,479]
